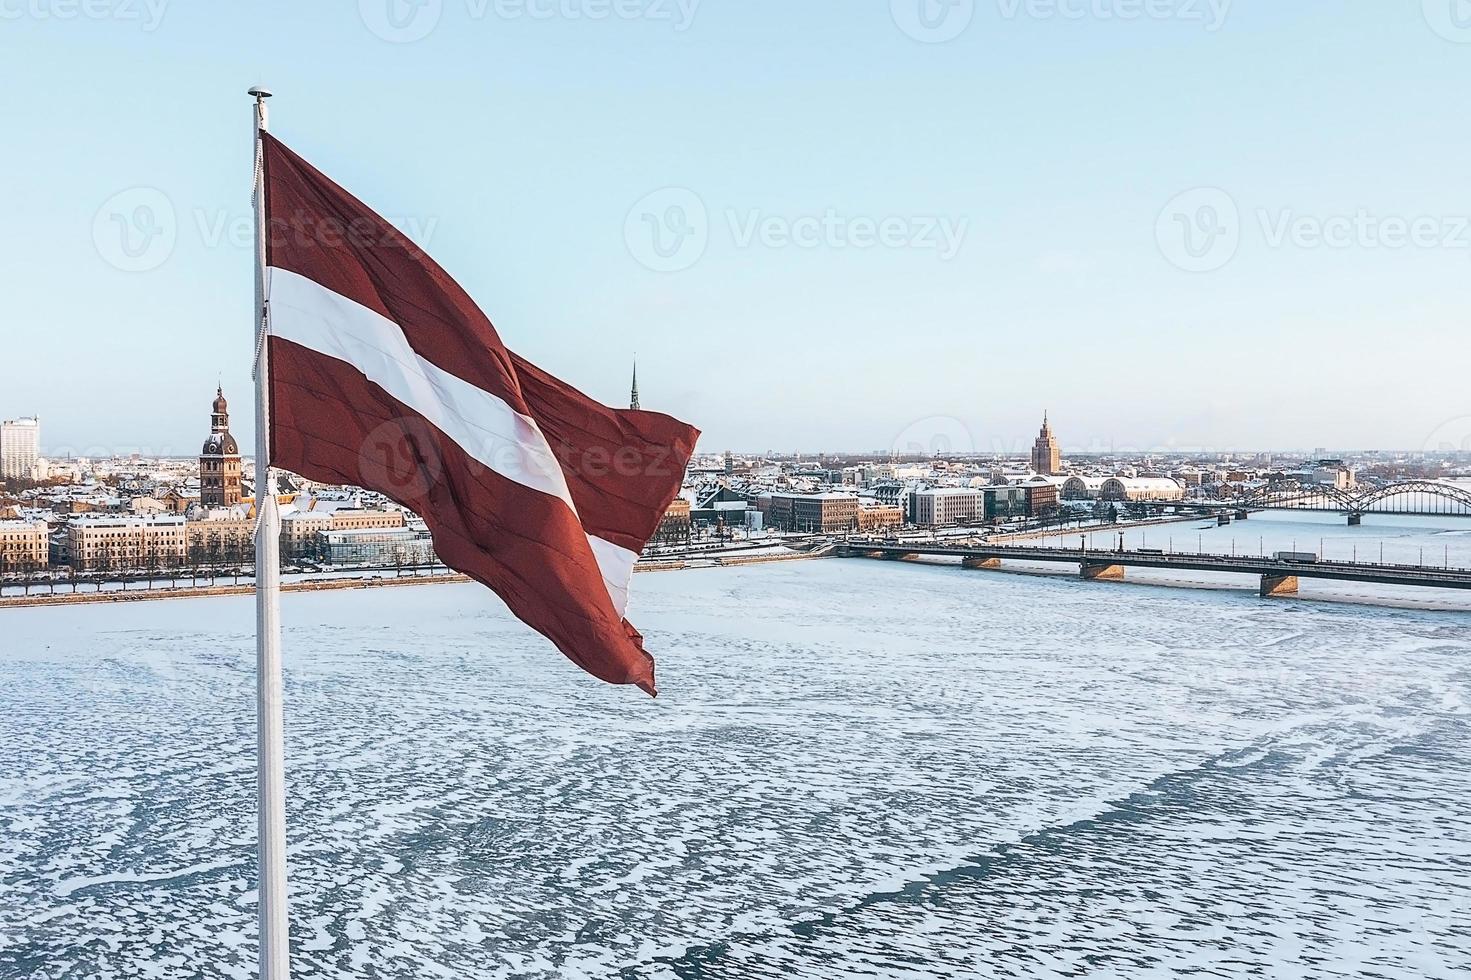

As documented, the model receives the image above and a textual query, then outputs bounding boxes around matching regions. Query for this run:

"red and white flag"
[259,134,698,695]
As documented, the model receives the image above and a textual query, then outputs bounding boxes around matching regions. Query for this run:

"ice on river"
[1,556,1468,979]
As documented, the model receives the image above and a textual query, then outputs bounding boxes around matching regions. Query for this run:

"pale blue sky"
[3,1,1469,457]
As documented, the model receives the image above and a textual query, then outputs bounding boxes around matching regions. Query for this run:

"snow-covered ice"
[1,553,1468,978]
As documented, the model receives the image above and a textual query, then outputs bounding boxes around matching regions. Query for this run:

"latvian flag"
[260,134,698,695]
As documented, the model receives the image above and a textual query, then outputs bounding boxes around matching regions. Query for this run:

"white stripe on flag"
[586,533,635,617]
[268,266,637,615]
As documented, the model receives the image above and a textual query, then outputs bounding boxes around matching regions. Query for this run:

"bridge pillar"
[1347,513,1362,526]
[1080,561,1126,582]
[1260,574,1300,597]
[962,557,1002,569]
[1234,510,1249,520]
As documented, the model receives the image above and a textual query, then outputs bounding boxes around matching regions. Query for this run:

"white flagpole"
[248,84,290,980]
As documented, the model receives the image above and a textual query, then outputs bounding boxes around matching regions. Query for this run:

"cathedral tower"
[200,387,243,507]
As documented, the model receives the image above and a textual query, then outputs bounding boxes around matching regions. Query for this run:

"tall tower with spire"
[200,387,243,507]
[1030,411,1062,476]
[629,358,640,410]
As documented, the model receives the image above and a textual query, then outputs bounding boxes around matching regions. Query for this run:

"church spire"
[212,386,230,433]
[630,357,640,410]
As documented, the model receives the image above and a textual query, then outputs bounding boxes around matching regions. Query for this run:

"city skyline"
[3,4,1470,453]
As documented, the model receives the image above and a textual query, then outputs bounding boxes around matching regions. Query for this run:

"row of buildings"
[0,392,430,574]
[1,496,431,573]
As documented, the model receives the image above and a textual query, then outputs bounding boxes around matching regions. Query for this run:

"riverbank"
[0,548,825,609]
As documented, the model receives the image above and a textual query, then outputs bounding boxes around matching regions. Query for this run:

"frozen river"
[1,552,1469,978]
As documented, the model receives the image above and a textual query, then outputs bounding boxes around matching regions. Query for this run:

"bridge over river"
[837,539,1471,597]
[1210,479,1471,524]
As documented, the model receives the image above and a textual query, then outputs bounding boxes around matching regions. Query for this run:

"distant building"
[185,509,254,559]
[692,486,750,527]
[1310,460,1356,490]
[629,359,640,410]
[1061,476,1108,500]
[984,485,1028,520]
[65,514,188,570]
[1024,482,1060,515]
[1099,477,1186,502]
[328,508,406,532]
[653,498,692,544]
[856,502,905,531]
[280,512,334,559]
[0,417,40,481]
[199,388,243,507]
[321,526,435,566]
[912,487,981,526]
[160,488,200,514]
[764,492,860,533]
[0,520,48,569]
[1030,413,1062,476]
